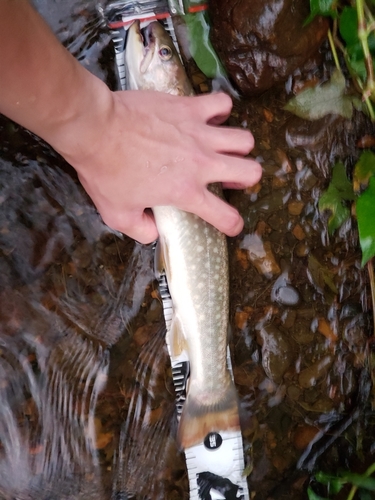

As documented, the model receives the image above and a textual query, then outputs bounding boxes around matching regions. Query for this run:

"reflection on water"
[0,334,108,499]
[0,130,156,498]
[1,1,375,499]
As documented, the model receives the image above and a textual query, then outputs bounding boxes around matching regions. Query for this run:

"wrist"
[41,71,115,167]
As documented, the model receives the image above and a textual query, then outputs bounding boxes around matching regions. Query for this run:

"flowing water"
[1,1,375,499]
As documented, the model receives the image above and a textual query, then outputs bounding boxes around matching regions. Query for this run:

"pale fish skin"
[125,20,239,449]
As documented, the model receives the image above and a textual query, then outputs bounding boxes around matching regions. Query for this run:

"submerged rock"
[209,0,328,95]
[257,324,294,383]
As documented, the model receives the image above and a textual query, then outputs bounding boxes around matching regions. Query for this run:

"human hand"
[0,1,261,244]
[57,89,262,244]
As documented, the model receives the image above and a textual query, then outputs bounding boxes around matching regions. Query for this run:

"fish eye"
[159,45,172,60]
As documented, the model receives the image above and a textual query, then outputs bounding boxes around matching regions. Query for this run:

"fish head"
[125,20,194,96]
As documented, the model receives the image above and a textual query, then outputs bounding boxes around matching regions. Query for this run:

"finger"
[191,190,244,237]
[222,182,249,190]
[202,126,255,155]
[204,155,263,187]
[103,209,159,244]
[192,92,233,124]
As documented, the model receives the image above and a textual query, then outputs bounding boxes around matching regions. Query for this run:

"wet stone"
[240,234,281,278]
[291,319,315,345]
[145,298,163,324]
[303,387,320,404]
[298,355,333,389]
[295,241,310,257]
[257,324,294,383]
[209,0,328,95]
[272,285,300,306]
[287,384,302,401]
[288,200,304,216]
[293,425,320,450]
[271,269,300,306]
[295,166,318,192]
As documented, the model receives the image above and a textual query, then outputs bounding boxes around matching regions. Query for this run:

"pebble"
[292,224,306,241]
[293,425,320,450]
[240,234,281,278]
[288,201,304,216]
[295,242,310,257]
[287,384,302,401]
[271,270,300,306]
[298,355,333,388]
[257,324,293,383]
[272,285,300,306]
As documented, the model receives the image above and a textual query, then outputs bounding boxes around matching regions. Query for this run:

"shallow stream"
[0,2,374,499]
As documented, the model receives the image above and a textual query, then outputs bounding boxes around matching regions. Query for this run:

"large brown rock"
[209,0,329,95]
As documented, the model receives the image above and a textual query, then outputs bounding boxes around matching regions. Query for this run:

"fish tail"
[178,377,240,449]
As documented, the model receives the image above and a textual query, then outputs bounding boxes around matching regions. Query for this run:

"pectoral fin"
[167,315,188,358]
[154,240,164,279]
[154,238,172,282]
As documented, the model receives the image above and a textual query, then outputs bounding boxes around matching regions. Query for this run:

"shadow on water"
[1,1,375,499]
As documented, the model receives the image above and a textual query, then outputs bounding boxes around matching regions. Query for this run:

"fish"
[125,20,240,449]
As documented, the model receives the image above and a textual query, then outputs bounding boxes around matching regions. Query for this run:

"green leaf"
[359,489,374,500]
[307,486,330,500]
[344,473,375,490]
[284,69,354,120]
[305,0,337,24]
[354,150,375,193]
[318,162,354,234]
[339,7,358,47]
[347,56,367,82]
[184,11,227,79]
[308,254,339,294]
[315,471,337,486]
[319,187,351,233]
[316,471,346,492]
[357,177,375,266]
[331,161,355,200]
[311,0,336,15]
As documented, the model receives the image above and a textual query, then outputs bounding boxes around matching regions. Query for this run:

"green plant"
[285,1,375,271]
[308,462,375,499]
[307,0,375,119]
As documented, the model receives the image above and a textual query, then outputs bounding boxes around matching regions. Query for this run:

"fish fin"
[154,239,164,279]
[178,376,240,449]
[167,315,188,357]
[154,238,172,282]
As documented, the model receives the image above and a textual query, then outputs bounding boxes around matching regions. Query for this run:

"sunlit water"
[0,1,375,499]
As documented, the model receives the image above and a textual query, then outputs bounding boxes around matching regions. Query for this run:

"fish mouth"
[140,23,156,50]
[127,20,156,73]
[129,21,156,51]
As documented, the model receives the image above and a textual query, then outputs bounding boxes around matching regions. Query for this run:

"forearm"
[0,0,112,156]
